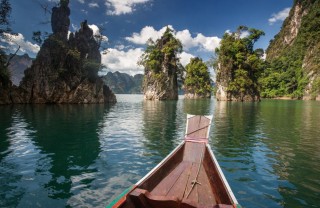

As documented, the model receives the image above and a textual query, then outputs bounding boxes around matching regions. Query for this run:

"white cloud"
[100,48,144,75]
[1,33,40,56]
[81,9,88,14]
[240,31,250,39]
[115,44,125,50]
[88,24,109,43]
[125,25,173,45]
[269,7,291,25]
[89,2,99,8]
[71,23,79,31]
[105,0,150,15]
[178,52,194,67]
[175,29,198,50]
[225,30,232,35]
[78,0,85,3]
[194,33,220,51]
[126,25,221,52]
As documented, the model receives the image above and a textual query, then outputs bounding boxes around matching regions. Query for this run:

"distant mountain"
[103,71,143,94]
[7,54,33,86]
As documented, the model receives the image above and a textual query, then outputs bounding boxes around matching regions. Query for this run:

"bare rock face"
[15,0,116,104]
[143,64,178,100]
[51,0,70,40]
[184,93,211,99]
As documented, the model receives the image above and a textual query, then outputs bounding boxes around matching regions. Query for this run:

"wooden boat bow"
[107,115,241,208]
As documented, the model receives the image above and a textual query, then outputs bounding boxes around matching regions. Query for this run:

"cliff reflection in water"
[28,105,105,199]
[183,98,213,116]
[0,105,107,207]
[142,100,181,163]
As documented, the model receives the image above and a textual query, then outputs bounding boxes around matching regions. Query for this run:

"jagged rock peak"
[51,0,70,40]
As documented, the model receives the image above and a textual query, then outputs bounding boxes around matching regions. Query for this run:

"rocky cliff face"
[103,71,143,94]
[143,61,178,100]
[2,0,116,104]
[142,28,181,100]
[7,54,33,86]
[266,0,320,100]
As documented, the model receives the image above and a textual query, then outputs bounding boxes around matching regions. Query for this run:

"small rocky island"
[0,0,116,104]
[140,27,183,100]
[184,57,212,99]
[215,26,265,102]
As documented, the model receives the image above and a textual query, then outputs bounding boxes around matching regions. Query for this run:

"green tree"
[139,27,184,100]
[261,0,320,99]
[184,57,211,98]
[139,27,183,77]
[0,0,15,88]
[214,26,265,101]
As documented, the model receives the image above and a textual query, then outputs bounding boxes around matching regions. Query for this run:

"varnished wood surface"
[115,115,236,208]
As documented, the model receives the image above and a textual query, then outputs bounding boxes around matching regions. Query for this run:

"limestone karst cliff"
[0,0,116,104]
[141,27,183,100]
[265,0,320,100]
[184,57,212,99]
[215,26,265,102]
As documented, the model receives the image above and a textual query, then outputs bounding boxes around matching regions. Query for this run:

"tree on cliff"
[139,27,184,100]
[0,0,16,88]
[214,26,265,101]
[184,57,211,99]
[261,0,320,99]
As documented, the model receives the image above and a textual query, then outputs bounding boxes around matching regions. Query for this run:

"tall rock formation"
[140,27,183,100]
[184,57,212,99]
[215,26,265,102]
[266,0,320,100]
[14,0,116,104]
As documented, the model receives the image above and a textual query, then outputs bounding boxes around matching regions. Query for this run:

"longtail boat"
[108,115,241,208]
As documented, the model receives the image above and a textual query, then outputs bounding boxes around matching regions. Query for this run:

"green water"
[0,95,319,208]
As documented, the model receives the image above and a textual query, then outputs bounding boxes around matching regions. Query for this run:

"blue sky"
[2,0,293,75]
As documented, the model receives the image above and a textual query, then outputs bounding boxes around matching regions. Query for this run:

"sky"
[1,0,293,76]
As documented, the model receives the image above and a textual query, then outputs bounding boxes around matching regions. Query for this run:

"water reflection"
[1,97,320,208]
[30,105,105,205]
[0,108,44,208]
[142,100,180,163]
[0,105,108,207]
[183,98,213,116]
[0,106,14,162]
[212,101,284,207]
[258,100,320,207]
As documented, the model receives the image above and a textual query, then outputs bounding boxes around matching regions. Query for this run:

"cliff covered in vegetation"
[184,57,211,99]
[262,0,320,100]
[140,27,183,100]
[214,26,265,101]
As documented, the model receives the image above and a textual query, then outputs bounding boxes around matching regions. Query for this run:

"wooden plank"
[184,162,199,203]
[166,161,193,199]
[197,165,217,206]
[183,142,204,163]
[151,161,189,196]
[138,142,185,191]
[203,147,233,205]
[186,116,211,139]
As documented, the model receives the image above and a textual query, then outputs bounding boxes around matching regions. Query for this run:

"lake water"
[0,94,320,208]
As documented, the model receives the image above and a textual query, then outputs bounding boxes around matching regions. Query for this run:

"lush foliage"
[262,0,320,99]
[139,27,183,77]
[0,0,12,87]
[184,57,211,96]
[214,26,265,100]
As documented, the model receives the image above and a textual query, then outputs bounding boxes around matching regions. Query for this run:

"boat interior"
[121,115,235,208]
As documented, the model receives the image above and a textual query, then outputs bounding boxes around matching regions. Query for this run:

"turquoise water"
[0,95,320,207]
